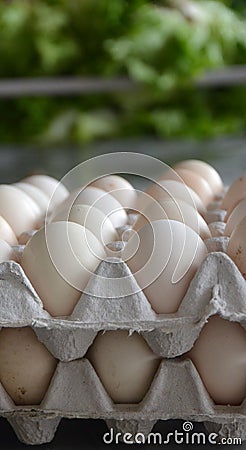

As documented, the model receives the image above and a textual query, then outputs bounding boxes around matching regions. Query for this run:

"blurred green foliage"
[0,0,245,144]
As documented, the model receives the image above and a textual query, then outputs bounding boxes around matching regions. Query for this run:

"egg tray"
[1,358,245,445]
[0,207,245,445]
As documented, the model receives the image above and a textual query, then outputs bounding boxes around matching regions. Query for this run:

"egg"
[0,216,18,245]
[0,185,40,237]
[133,199,211,240]
[160,168,213,206]
[50,186,128,229]
[0,327,57,405]
[0,239,17,263]
[89,175,137,210]
[14,182,49,216]
[226,216,246,279]
[174,160,223,195]
[185,315,246,405]
[222,173,246,219]
[86,330,160,403]
[137,180,205,215]
[51,204,118,246]
[224,198,246,236]
[22,174,69,210]
[122,220,207,314]
[21,222,106,316]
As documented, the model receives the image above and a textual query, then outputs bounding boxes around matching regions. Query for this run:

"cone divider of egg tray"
[0,357,245,445]
[0,247,245,360]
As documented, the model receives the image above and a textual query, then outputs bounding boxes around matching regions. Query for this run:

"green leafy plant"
[0,0,245,144]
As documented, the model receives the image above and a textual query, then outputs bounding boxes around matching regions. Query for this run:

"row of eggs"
[0,314,245,408]
[0,161,245,318]
[0,161,245,411]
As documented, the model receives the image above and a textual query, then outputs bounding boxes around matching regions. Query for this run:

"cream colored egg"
[160,168,213,206]
[0,327,57,405]
[174,160,223,195]
[137,180,205,216]
[90,175,137,209]
[15,182,49,215]
[0,239,17,263]
[133,199,211,240]
[87,330,160,403]
[0,185,39,237]
[21,221,106,316]
[122,220,207,314]
[224,198,246,236]
[226,216,246,279]
[0,216,18,245]
[51,186,128,229]
[186,315,246,405]
[222,173,246,219]
[22,174,69,210]
[52,204,118,246]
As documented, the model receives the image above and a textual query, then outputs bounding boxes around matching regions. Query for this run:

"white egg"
[90,175,137,209]
[0,216,18,245]
[137,180,205,216]
[174,160,223,195]
[0,239,17,263]
[22,174,69,210]
[0,185,40,237]
[21,221,106,316]
[0,327,57,405]
[186,315,246,405]
[159,168,213,206]
[51,186,128,229]
[52,204,118,246]
[222,173,246,219]
[87,330,160,403]
[224,198,246,236]
[14,182,49,215]
[122,220,207,314]
[133,199,211,240]
[226,216,246,279]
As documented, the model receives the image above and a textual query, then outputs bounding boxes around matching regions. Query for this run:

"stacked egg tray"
[0,198,245,446]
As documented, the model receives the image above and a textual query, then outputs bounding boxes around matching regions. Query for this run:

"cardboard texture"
[0,201,245,445]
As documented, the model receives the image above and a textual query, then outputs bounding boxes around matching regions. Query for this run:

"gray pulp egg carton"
[0,207,245,445]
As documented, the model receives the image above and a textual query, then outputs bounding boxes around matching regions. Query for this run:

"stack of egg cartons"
[0,159,245,445]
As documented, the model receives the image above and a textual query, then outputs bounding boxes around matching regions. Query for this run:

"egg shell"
[122,219,208,314]
[0,239,17,263]
[51,186,128,229]
[22,175,69,210]
[160,168,213,206]
[224,198,246,236]
[185,315,246,405]
[14,182,49,215]
[51,204,118,246]
[86,330,160,403]
[137,180,206,215]
[0,327,57,405]
[21,221,106,316]
[0,216,18,245]
[174,160,223,195]
[222,174,246,219]
[0,185,40,237]
[226,216,246,279]
[133,198,211,240]
[90,175,138,209]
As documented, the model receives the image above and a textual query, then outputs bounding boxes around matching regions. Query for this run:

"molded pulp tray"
[0,208,245,445]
